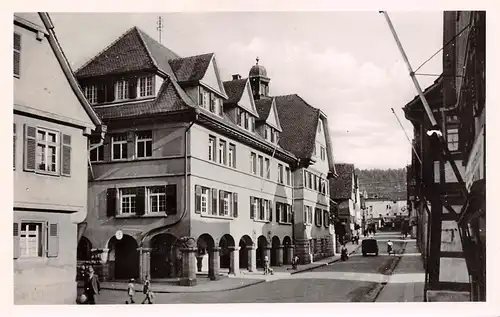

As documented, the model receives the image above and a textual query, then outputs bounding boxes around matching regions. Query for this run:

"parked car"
[362,238,379,256]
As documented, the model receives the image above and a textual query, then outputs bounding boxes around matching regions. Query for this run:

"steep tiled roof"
[169,53,213,83]
[76,27,179,79]
[274,94,319,159]
[330,163,355,200]
[255,98,273,121]
[93,76,194,120]
[223,79,247,104]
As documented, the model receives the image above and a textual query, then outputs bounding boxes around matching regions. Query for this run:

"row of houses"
[13,13,374,304]
[404,11,485,301]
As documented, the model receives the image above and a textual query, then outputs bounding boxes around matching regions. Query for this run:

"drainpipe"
[139,113,198,248]
[88,131,106,181]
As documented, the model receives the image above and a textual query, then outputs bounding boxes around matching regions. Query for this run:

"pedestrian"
[126,278,135,304]
[141,275,154,304]
[387,239,394,255]
[83,266,100,305]
[263,255,270,275]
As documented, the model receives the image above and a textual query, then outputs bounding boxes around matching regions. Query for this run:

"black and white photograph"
[9,3,495,316]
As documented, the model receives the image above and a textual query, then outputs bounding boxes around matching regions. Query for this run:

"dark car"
[362,238,379,256]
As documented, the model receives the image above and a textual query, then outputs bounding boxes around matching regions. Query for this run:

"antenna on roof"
[157,16,164,43]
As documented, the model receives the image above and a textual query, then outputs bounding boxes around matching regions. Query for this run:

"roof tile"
[254,98,273,121]
[169,53,213,83]
[223,79,247,104]
[330,163,355,200]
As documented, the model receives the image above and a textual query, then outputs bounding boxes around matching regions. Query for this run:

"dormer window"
[138,76,154,97]
[115,80,129,101]
[83,85,97,105]
[264,126,269,140]
[270,127,275,143]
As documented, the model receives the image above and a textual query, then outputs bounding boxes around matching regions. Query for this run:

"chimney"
[232,74,242,80]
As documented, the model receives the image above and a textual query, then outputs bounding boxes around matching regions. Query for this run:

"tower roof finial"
[256,56,259,65]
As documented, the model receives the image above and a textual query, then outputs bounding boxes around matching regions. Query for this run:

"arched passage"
[77,236,92,262]
[108,234,139,280]
[150,233,182,278]
[238,235,254,269]
[256,235,269,268]
[196,234,215,272]
[271,236,281,266]
[219,234,235,269]
[283,236,292,264]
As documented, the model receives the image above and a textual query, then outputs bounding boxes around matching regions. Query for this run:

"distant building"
[13,13,104,304]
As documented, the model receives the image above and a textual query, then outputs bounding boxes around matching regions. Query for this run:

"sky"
[51,11,443,170]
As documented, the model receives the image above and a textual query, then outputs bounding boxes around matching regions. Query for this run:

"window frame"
[138,76,154,98]
[285,166,291,185]
[35,127,59,175]
[228,144,236,168]
[19,222,43,258]
[148,186,166,214]
[208,135,216,162]
[115,80,129,101]
[89,140,104,162]
[278,164,284,184]
[14,32,21,77]
[201,187,209,214]
[84,84,98,105]
[219,139,227,165]
[251,152,257,174]
[258,155,264,177]
[447,128,459,152]
[136,130,153,159]
[265,158,270,179]
[119,188,137,215]
[111,134,128,161]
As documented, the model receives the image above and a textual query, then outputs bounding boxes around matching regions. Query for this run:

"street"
[90,232,415,304]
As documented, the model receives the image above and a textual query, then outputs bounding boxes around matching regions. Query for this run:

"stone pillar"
[247,245,257,272]
[137,247,152,283]
[209,247,221,281]
[285,245,295,265]
[179,238,198,286]
[229,246,240,276]
[99,248,110,263]
[276,245,284,266]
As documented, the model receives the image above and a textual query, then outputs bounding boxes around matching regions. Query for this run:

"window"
[249,116,255,132]
[270,128,275,143]
[308,172,313,189]
[148,186,166,213]
[314,175,318,191]
[447,128,459,151]
[84,85,98,105]
[19,223,42,257]
[198,88,204,107]
[236,108,242,126]
[258,155,264,177]
[210,93,216,113]
[208,136,216,162]
[278,164,284,184]
[112,134,128,160]
[201,187,209,213]
[251,152,257,174]
[274,131,279,143]
[139,76,154,97]
[264,126,269,140]
[304,205,312,225]
[115,80,129,100]
[228,144,236,168]
[203,90,210,109]
[219,140,227,165]
[120,188,136,214]
[323,210,329,228]
[136,131,152,158]
[315,208,322,227]
[35,128,58,173]
[277,202,292,224]
[285,167,291,185]
[308,207,313,224]
[218,98,224,116]
[14,33,21,77]
[90,140,104,162]
[265,158,270,179]
[243,112,248,129]
[321,147,326,161]
[222,191,231,216]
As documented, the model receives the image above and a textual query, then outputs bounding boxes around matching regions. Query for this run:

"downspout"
[139,114,198,248]
[88,133,106,181]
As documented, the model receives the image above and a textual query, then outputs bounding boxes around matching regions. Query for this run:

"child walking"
[125,278,135,304]
[141,275,154,304]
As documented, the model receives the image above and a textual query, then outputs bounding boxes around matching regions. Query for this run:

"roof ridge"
[76,26,138,75]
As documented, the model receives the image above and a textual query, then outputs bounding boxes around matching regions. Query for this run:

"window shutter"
[13,123,16,169]
[106,188,117,217]
[324,211,329,228]
[47,222,59,257]
[233,193,238,218]
[135,187,146,216]
[211,188,217,215]
[195,185,201,214]
[129,78,137,99]
[61,134,71,176]
[14,33,21,76]
[13,222,20,259]
[165,185,177,215]
[127,132,134,159]
[207,188,212,214]
[23,124,36,172]
[250,197,255,219]
[97,83,106,103]
[106,81,115,102]
[269,201,273,222]
[276,202,280,223]
[260,199,264,220]
[219,190,224,216]
[102,135,111,162]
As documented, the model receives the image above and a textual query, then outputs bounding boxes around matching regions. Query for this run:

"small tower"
[249,57,270,100]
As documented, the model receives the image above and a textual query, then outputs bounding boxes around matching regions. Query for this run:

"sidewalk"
[375,242,425,302]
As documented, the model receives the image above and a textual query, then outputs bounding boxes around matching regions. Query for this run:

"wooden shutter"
[61,134,71,176]
[250,197,255,219]
[324,210,329,228]
[13,222,20,259]
[13,123,16,169]
[14,33,21,76]
[129,78,137,99]
[106,188,117,217]
[219,190,224,216]
[23,124,36,172]
[165,185,176,215]
[97,83,106,103]
[106,81,115,102]
[259,199,264,220]
[269,201,273,222]
[233,193,238,218]
[135,187,146,216]
[47,222,59,257]
[127,131,134,159]
[211,188,217,215]
[195,185,201,214]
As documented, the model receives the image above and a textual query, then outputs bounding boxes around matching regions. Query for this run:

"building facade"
[75,27,337,284]
[13,13,103,304]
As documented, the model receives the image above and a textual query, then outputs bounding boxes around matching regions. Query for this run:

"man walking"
[83,266,101,304]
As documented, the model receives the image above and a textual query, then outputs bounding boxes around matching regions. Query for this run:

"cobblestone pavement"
[86,232,407,304]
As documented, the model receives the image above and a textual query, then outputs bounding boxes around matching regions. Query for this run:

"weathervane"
[157,16,164,43]
[256,56,259,65]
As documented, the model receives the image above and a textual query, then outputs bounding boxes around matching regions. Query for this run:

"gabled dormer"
[255,97,282,144]
[170,53,228,117]
[222,75,260,133]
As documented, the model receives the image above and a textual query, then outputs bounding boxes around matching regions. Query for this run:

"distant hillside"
[355,168,407,199]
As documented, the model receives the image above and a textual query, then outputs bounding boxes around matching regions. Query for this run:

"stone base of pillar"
[179,278,198,286]
[294,239,311,264]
